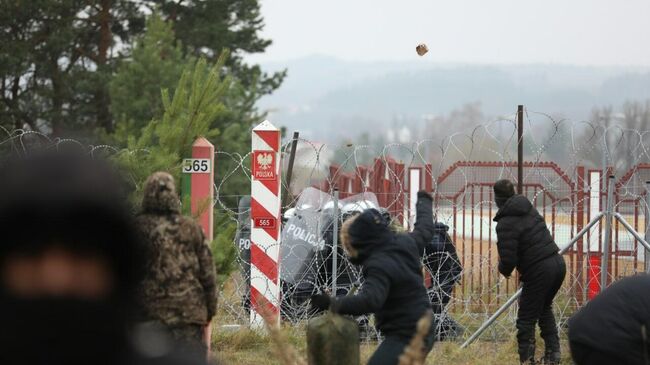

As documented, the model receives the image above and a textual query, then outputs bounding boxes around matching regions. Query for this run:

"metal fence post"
[613,213,650,252]
[517,105,524,195]
[646,181,650,273]
[601,175,615,292]
[332,188,340,296]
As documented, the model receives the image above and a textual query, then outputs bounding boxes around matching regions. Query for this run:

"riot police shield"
[234,196,251,314]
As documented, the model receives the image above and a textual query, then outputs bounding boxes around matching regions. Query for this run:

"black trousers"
[517,254,566,359]
[367,322,436,365]
[570,341,631,365]
[167,324,207,357]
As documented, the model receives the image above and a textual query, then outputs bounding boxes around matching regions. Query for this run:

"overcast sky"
[248,0,650,66]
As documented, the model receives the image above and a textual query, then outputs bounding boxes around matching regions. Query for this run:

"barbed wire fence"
[2,109,650,348]
[215,108,650,347]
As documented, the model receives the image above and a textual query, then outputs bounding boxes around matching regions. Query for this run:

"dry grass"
[398,314,432,365]
[212,324,574,365]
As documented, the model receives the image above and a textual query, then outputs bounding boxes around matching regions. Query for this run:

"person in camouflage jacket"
[137,172,217,355]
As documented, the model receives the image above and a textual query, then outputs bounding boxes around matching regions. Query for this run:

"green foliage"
[109,13,188,142]
[0,0,144,134]
[112,48,241,285]
[0,0,281,137]
[211,215,239,286]
[152,0,286,97]
[115,54,231,200]
[109,11,258,207]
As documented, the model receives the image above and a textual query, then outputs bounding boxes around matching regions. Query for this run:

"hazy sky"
[249,0,650,66]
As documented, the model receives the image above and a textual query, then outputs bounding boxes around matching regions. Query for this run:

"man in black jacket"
[569,274,650,365]
[311,191,435,365]
[493,179,566,365]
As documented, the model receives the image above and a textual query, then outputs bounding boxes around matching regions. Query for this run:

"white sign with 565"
[182,159,211,174]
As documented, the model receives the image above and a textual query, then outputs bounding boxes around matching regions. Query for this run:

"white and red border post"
[250,120,282,326]
[587,170,602,299]
[408,167,423,230]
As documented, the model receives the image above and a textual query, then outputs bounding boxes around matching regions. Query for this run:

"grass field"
[211,324,574,365]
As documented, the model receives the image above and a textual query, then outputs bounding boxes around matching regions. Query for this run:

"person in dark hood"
[0,151,207,365]
[137,172,217,357]
[568,274,650,365]
[423,222,463,341]
[493,179,566,365]
[310,191,435,365]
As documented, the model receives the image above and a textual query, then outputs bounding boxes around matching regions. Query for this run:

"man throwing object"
[493,179,566,365]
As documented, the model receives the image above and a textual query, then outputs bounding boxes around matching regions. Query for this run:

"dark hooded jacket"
[493,195,559,278]
[137,172,217,326]
[569,274,650,363]
[424,223,462,307]
[334,192,434,338]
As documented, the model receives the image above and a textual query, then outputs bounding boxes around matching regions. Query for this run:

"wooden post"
[283,131,300,208]
[180,136,215,354]
[181,137,215,240]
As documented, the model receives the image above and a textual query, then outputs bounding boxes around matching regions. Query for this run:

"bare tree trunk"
[96,0,113,132]
[10,77,22,130]
[50,64,64,137]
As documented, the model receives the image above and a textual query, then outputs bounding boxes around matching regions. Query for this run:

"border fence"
[2,109,650,344]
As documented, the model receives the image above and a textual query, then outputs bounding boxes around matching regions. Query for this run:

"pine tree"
[149,0,286,96]
[0,0,144,135]
[114,55,239,282]
[115,55,230,195]
[1,0,282,137]
[109,13,188,142]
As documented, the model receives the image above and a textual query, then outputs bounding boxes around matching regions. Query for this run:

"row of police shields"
[235,188,463,339]
[235,188,376,323]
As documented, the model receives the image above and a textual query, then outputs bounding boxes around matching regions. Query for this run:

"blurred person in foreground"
[0,151,206,365]
[492,179,566,365]
[310,191,435,365]
[569,274,650,365]
[137,172,217,356]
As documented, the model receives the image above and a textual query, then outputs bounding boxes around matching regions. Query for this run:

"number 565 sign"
[182,158,211,173]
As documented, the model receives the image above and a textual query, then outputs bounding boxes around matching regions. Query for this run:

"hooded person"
[137,172,218,356]
[0,151,206,365]
[568,274,650,365]
[310,191,436,365]
[492,179,566,365]
[424,222,463,341]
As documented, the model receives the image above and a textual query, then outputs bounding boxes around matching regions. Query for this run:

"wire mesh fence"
[2,108,650,345]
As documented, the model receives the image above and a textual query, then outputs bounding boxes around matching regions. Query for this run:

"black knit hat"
[0,151,144,298]
[493,179,515,208]
[342,208,391,264]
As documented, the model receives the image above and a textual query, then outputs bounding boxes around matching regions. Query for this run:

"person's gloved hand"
[310,294,333,312]
[417,190,433,201]
[498,261,511,278]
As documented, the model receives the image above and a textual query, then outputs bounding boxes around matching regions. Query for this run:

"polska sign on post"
[252,151,278,229]
[250,120,282,326]
[253,151,276,180]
